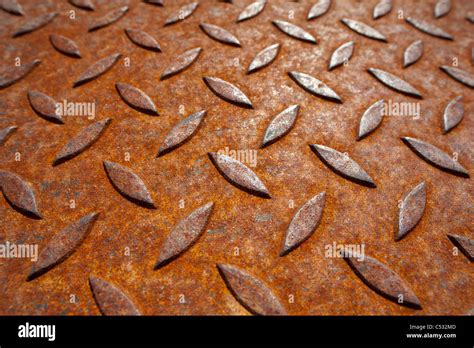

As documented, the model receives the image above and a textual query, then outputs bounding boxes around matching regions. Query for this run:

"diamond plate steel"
[0,0,472,316]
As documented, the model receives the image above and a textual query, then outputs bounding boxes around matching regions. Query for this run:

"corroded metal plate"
[0,0,473,316]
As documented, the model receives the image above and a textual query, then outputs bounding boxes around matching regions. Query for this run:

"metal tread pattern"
[0,0,472,315]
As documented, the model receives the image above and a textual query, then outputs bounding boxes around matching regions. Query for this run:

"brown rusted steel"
[0,0,472,316]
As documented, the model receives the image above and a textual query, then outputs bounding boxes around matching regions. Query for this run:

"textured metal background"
[0,0,473,315]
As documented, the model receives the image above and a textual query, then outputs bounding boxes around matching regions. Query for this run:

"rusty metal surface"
[0,0,473,316]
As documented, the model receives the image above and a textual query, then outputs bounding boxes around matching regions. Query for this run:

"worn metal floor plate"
[0,0,473,315]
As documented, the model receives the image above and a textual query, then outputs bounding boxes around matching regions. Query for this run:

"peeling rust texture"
[0,0,473,316]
